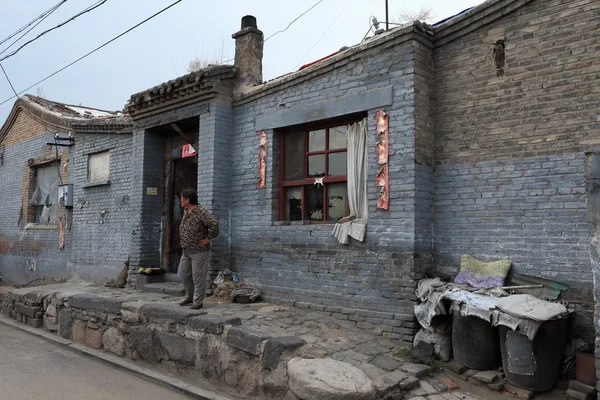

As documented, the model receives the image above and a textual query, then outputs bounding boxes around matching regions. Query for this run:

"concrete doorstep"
[0,316,234,400]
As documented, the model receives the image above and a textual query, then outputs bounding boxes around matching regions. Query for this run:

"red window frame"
[279,115,364,223]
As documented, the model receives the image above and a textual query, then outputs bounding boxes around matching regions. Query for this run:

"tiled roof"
[125,65,235,119]
[25,94,125,119]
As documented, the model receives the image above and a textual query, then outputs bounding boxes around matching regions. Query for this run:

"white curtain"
[332,118,368,244]
[30,164,60,224]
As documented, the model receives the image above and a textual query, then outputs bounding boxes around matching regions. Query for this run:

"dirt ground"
[438,371,569,400]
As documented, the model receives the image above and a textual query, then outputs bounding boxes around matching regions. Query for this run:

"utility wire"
[0,0,67,48]
[218,0,324,66]
[295,0,354,68]
[217,0,324,66]
[0,0,109,62]
[0,0,184,107]
[264,0,323,42]
[0,63,19,99]
[0,2,66,56]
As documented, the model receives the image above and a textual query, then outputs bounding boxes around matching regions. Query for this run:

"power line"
[264,0,324,43]
[0,0,184,107]
[0,63,19,99]
[218,0,325,66]
[295,0,354,68]
[0,0,108,63]
[0,2,66,56]
[0,0,67,48]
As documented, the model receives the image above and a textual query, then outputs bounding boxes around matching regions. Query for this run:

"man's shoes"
[179,299,193,306]
[190,303,203,310]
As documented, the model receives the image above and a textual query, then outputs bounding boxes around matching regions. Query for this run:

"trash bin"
[452,312,500,370]
[499,318,568,392]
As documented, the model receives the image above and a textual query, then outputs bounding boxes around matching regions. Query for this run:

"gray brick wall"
[128,129,164,285]
[414,38,435,275]
[434,155,589,283]
[433,0,599,343]
[229,36,423,342]
[0,132,71,284]
[198,100,233,273]
[69,132,133,283]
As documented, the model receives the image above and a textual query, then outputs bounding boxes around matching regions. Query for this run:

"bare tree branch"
[394,6,436,24]
[185,39,230,73]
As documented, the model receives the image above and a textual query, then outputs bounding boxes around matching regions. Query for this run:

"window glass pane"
[328,152,347,176]
[306,184,324,221]
[284,132,304,181]
[329,126,347,150]
[285,187,302,221]
[308,154,325,177]
[308,129,325,152]
[327,182,348,221]
[88,151,110,182]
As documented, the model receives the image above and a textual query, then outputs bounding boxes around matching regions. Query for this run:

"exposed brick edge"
[233,23,433,106]
[433,0,536,47]
[261,295,418,345]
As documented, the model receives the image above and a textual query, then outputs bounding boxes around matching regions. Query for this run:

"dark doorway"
[156,116,200,273]
[167,157,198,273]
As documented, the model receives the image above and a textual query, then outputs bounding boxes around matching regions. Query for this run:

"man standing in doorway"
[178,187,219,309]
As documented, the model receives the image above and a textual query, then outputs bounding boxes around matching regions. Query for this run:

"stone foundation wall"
[0,291,307,399]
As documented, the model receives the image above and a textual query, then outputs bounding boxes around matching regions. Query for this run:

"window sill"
[25,223,58,231]
[272,221,338,227]
[83,180,111,188]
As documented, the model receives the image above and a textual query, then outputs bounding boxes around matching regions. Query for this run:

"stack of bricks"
[566,380,596,400]
[15,299,43,328]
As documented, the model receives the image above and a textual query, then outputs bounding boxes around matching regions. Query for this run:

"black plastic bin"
[499,318,568,392]
[452,312,500,370]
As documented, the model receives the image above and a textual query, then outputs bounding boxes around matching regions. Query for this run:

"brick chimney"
[232,15,264,93]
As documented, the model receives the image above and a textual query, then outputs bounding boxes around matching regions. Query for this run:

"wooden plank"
[161,160,174,270]
[170,123,192,144]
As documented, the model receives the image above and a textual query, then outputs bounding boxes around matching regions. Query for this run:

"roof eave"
[233,22,433,105]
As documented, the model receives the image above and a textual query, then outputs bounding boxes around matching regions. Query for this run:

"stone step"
[141,282,185,297]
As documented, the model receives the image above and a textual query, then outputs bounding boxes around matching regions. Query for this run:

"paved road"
[0,323,192,400]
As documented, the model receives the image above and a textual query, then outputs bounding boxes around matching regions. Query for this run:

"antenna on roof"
[385,0,389,30]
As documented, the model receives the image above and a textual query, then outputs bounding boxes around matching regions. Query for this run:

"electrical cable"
[0,63,19,99]
[0,0,66,48]
[0,0,184,107]
[0,0,109,62]
[264,0,323,42]
[0,3,64,57]
[295,0,354,68]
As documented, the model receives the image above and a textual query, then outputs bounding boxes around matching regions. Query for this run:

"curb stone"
[0,316,235,400]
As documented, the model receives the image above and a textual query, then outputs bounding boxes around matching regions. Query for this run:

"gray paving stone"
[400,376,421,390]
[400,363,429,379]
[188,314,241,334]
[262,336,306,370]
[139,303,206,323]
[68,294,124,314]
[226,326,271,356]
[355,342,386,356]
[420,379,439,394]
[370,354,402,371]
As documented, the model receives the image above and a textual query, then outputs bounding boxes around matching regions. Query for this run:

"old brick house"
[1,0,598,352]
[0,95,133,284]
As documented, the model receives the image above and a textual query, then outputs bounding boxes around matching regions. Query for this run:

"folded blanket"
[454,254,511,289]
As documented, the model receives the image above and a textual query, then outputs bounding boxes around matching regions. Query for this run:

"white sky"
[0,0,484,122]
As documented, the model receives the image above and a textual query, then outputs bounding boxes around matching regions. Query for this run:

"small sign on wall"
[146,187,158,196]
[182,144,197,158]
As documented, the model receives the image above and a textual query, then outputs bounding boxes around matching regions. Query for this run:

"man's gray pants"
[178,248,210,305]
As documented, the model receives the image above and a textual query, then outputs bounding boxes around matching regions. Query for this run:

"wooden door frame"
[161,159,175,270]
